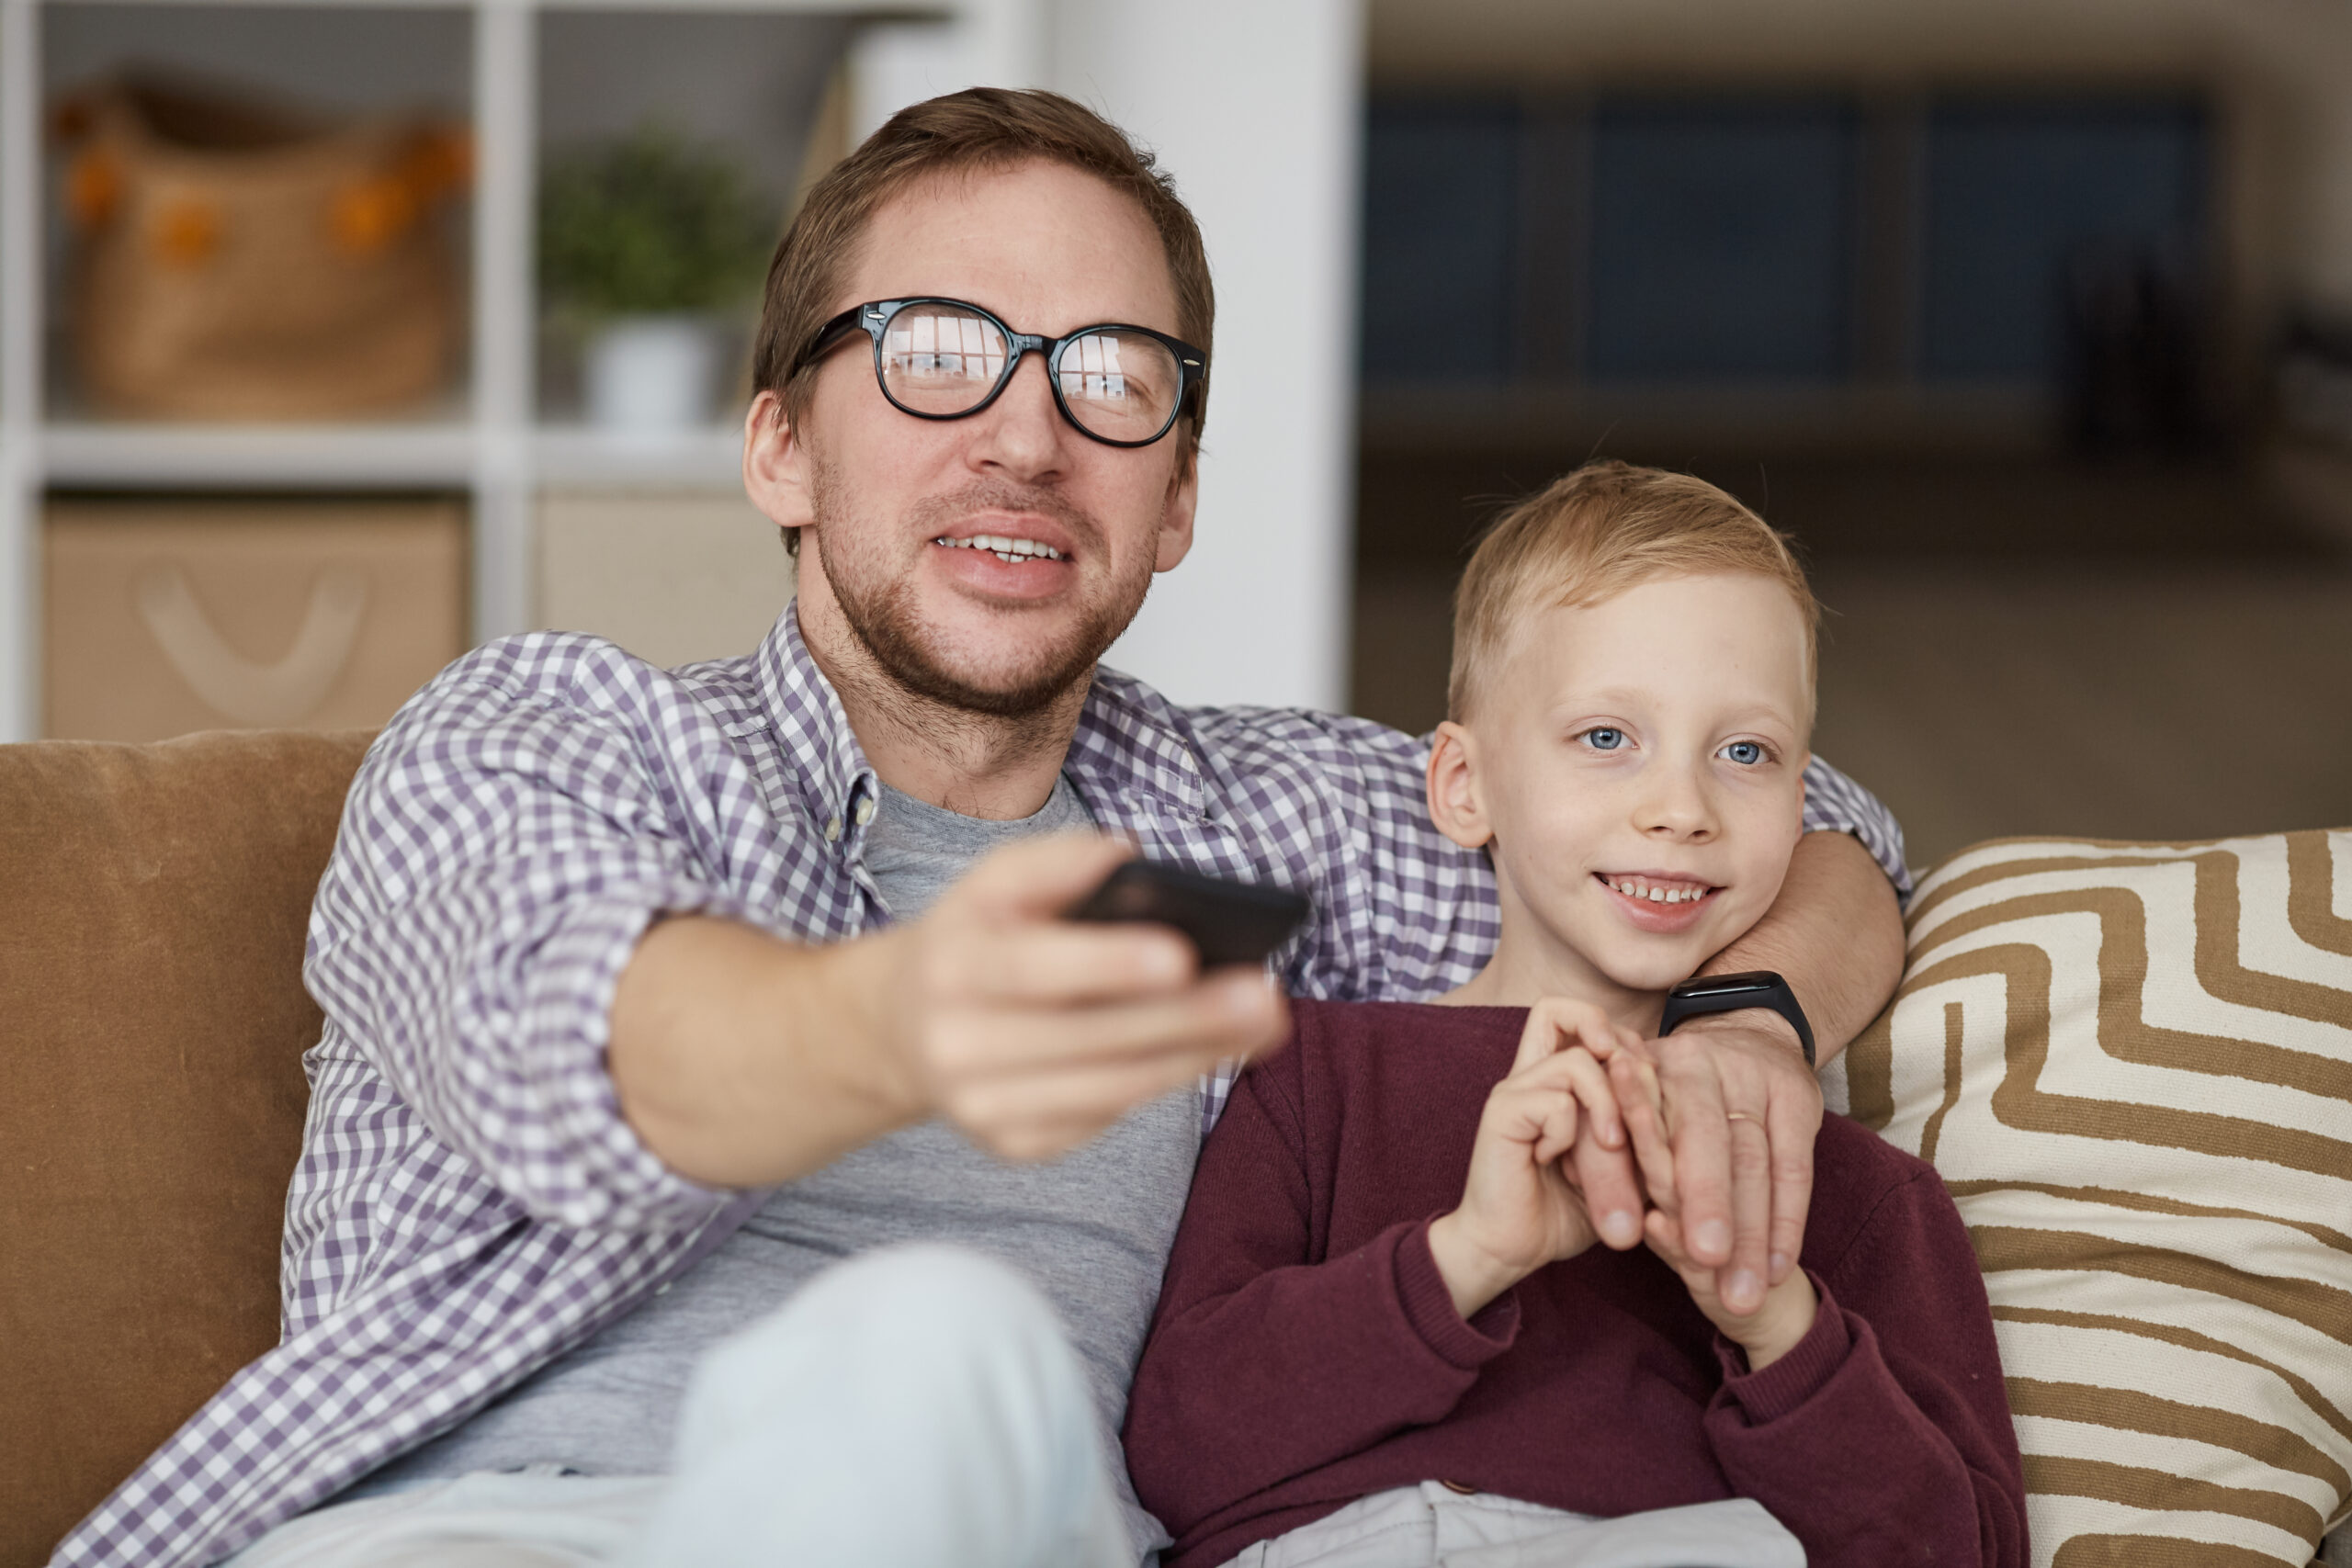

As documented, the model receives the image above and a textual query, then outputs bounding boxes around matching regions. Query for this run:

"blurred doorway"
[1351,73,2352,867]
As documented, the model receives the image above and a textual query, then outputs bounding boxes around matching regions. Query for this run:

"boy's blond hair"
[1448,460,1820,722]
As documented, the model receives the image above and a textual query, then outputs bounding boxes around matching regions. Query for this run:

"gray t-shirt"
[362,775,1200,1559]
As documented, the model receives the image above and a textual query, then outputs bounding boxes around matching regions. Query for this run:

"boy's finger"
[1510,998,1572,1072]
[1490,1079,1575,1153]
[1560,1002,1625,1062]
[1566,1133,1645,1249]
[1531,1093,1581,1165]
[1644,1205,1684,1262]
[1644,1208,1703,1281]
[1511,997,1620,1074]
[1612,1054,1678,1207]
[1556,1046,1623,1150]
[1509,999,1573,1073]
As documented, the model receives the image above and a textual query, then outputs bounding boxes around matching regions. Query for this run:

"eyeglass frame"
[790,297,1210,449]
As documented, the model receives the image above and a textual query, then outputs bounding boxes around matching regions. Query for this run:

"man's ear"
[1426,721,1493,851]
[1153,440,1201,573]
[743,389,816,533]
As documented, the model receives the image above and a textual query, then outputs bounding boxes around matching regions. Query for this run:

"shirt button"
[823,816,842,842]
[854,796,876,827]
[1439,1480,1478,1495]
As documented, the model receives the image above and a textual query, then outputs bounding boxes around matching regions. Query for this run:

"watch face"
[1676,971,1781,998]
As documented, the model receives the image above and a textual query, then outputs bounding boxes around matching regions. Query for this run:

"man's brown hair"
[752,86,1216,446]
[1448,460,1820,723]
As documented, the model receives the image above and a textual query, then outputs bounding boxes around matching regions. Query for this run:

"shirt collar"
[753,601,1209,835]
[754,601,878,839]
[1065,664,1208,820]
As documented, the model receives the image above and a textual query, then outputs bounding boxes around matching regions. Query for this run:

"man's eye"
[1580,728,1626,751]
[1721,740,1767,765]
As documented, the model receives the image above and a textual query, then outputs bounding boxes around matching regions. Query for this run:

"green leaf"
[538,122,775,318]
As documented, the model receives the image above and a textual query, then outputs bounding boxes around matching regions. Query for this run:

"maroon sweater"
[1124,1000,2025,1568]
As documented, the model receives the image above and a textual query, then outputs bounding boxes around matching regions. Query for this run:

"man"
[53,89,1906,1568]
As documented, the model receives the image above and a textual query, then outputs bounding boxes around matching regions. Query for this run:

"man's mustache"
[910,481,1104,554]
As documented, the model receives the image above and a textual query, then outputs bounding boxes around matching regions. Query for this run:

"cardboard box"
[537,489,794,669]
[45,496,467,740]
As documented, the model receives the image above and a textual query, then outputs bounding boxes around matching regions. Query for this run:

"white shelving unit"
[0,0,944,742]
[0,0,1365,736]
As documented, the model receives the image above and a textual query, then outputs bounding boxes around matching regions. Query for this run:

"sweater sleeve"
[1123,1059,1517,1539]
[1702,1168,2027,1568]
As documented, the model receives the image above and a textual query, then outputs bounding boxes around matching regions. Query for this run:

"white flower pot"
[582,315,719,435]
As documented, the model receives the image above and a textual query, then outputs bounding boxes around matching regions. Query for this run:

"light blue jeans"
[225,1245,1132,1568]
[229,1244,1807,1568]
[1230,1485,1804,1568]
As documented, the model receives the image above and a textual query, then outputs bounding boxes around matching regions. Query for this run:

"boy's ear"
[1426,721,1493,851]
[742,389,816,532]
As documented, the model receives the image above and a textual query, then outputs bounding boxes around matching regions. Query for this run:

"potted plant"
[539,124,774,434]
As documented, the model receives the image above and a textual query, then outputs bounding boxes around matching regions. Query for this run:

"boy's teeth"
[1610,876,1709,905]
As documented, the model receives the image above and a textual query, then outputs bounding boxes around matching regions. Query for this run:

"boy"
[1122,463,2025,1568]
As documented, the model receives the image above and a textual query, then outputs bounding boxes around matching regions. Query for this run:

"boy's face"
[1432,571,1813,1000]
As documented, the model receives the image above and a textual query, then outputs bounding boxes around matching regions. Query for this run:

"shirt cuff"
[507,882,757,1232]
[1396,1219,1520,1369]
[1714,1270,1853,1424]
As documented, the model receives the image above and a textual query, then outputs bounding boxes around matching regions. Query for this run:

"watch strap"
[1657,970,1815,1067]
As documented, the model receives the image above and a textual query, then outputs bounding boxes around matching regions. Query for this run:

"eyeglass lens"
[879,302,1182,443]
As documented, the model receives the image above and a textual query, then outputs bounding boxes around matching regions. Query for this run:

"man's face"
[1444,572,1813,998]
[763,159,1198,716]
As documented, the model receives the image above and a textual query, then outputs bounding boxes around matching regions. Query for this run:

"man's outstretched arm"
[610,834,1288,1190]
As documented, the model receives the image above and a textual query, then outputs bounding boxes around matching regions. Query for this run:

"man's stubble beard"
[808,456,1159,719]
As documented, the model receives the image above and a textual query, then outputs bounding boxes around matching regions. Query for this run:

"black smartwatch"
[1657,971,1815,1067]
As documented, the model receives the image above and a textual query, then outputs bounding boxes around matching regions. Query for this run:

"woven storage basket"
[57,76,466,420]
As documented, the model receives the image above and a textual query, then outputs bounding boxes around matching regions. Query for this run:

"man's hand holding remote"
[613,834,1287,1187]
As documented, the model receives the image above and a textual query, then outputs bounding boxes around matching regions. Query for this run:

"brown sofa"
[5,731,2347,1566]
[0,731,373,1568]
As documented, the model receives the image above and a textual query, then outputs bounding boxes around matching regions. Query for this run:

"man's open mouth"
[1594,873,1718,907]
[933,534,1068,564]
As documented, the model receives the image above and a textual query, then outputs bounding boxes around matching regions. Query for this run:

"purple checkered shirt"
[51,604,1906,1567]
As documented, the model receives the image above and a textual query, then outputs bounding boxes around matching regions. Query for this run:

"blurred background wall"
[1,0,2345,865]
[1345,0,2352,863]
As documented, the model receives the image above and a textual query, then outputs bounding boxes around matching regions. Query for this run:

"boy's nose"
[1636,769,1717,841]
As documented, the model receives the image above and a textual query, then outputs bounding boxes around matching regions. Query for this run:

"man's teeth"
[1608,876,1711,905]
[935,535,1066,564]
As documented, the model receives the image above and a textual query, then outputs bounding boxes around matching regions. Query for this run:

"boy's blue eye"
[1582,728,1625,751]
[1722,740,1765,765]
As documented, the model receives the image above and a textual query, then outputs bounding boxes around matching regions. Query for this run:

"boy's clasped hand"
[1427,997,1822,1370]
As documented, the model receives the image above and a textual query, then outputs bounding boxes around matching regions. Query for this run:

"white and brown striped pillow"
[1820,829,2352,1567]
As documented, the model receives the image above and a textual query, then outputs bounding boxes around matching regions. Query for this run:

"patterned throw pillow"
[1820,830,2352,1567]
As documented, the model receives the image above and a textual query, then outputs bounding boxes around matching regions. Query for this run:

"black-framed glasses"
[795,298,1208,448]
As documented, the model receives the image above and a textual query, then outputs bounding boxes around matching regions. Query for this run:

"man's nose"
[1636,763,1718,842]
[966,353,1071,480]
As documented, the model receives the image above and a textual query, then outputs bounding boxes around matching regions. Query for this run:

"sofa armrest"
[0,728,373,1568]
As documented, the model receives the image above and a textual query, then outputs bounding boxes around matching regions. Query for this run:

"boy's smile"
[1429,570,1813,1022]
[1594,873,1721,933]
